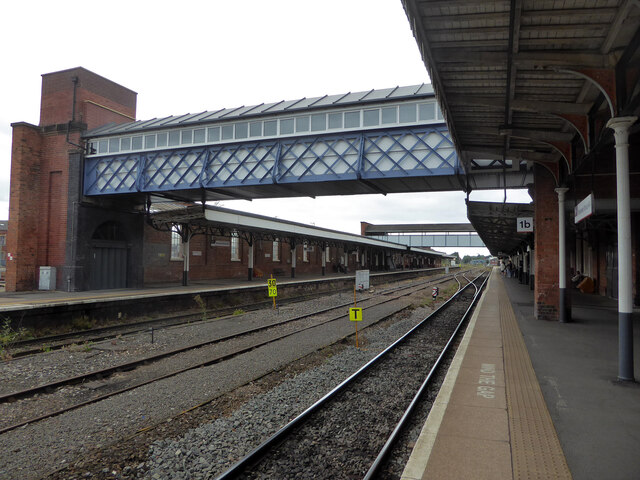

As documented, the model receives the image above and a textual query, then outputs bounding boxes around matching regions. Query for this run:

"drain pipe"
[66,76,84,150]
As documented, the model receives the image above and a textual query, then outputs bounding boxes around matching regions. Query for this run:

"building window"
[273,238,280,261]
[264,120,277,136]
[344,111,360,128]
[363,109,380,127]
[169,131,180,146]
[235,122,248,139]
[194,128,206,143]
[280,118,294,135]
[419,103,435,121]
[399,104,416,123]
[171,228,183,260]
[231,231,240,261]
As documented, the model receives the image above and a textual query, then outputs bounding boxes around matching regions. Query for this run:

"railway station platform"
[402,269,640,480]
[0,267,448,327]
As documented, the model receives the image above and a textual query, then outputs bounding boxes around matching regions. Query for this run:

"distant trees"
[462,254,489,264]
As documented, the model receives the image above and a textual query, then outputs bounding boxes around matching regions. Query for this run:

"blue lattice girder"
[83,125,459,196]
[361,127,456,179]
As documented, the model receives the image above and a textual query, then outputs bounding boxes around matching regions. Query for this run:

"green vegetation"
[233,308,245,316]
[461,254,490,265]
[194,294,208,322]
[71,315,94,331]
[0,319,32,360]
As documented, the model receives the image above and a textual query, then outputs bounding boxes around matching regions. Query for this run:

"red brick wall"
[6,124,43,290]
[142,229,381,285]
[40,68,136,127]
[533,165,560,320]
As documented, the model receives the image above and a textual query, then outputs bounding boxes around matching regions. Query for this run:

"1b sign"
[517,217,534,233]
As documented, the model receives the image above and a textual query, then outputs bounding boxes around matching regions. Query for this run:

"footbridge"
[361,222,485,248]
[83,85,532,202]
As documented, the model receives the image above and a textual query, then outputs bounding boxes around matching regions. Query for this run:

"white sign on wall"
[516,217,534,233]
[355,270,370,291]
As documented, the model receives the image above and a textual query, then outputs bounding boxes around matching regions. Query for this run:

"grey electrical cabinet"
[39,266,56,290]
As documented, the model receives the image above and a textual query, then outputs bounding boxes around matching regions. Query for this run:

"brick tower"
[7,68,137,291]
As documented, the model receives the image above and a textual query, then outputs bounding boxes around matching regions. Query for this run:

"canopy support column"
[607,116,637,381]
[555,187,569,323]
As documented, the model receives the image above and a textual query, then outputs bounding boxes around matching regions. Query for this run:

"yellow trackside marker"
[267,276,277,309]
[349,307,363,348]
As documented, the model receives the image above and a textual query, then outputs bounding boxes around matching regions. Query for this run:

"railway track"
[0,271,470,435]
[213,272,488,479]
[5,270,459,359]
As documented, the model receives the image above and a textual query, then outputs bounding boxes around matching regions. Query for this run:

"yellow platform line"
[498,277,572,480]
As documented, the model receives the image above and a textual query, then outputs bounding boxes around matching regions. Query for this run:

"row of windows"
[171,231,322,263]
[90,101,442,155]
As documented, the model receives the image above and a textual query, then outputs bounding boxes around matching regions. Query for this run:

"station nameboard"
[574,193,594,223]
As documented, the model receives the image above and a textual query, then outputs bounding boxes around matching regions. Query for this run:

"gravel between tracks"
[142,298,465,479]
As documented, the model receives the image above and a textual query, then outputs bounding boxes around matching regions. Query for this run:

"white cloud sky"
[0,0,531,256]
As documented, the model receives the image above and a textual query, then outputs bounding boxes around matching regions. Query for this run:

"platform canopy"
[146,202,449,257]
[402,0,640,188]
[467,201,533,256]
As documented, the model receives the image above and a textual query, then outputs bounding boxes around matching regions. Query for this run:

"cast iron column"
[555,187,569,323]
[182,232,190,287]
[322,243,327,276]
[607,116,637,381]
[247,238,254,282]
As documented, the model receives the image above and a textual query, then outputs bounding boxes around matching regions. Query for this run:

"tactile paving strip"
[498,278,572,480]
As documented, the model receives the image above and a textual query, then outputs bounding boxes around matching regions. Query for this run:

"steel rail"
[363,272,488,479]
[213,272,485,480]
[0,273,463,435]
[6,270,457,359]
[0,272,457,404]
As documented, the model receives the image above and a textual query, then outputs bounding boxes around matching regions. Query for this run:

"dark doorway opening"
[89,221,128,290]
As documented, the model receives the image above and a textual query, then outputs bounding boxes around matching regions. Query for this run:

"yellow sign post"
[349,306,362,348]
[267,276,277,309]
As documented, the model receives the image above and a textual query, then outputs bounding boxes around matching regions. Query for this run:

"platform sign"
[516,217,534,233]
[355,270,370,291]
[574,193,594,223]
[349,307,363,321]
[267,278,277,297]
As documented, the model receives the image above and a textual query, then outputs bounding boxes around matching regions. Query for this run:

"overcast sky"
[1,0,530,256]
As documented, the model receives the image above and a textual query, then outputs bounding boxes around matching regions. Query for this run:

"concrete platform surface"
[403,269,640,480]
[504,276,640,480]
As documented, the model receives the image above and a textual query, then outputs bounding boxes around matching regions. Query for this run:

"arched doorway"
[89,221,128,290]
